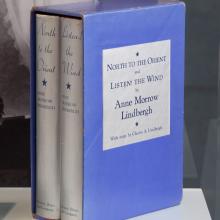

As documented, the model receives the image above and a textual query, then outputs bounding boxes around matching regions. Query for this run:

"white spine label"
[103,40,171,150]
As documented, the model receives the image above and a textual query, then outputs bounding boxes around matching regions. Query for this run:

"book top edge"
[33,0,184,18]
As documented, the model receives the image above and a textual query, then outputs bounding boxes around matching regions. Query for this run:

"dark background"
[0,0,219,219]
[182,1,220,219]
[0,0,30,186]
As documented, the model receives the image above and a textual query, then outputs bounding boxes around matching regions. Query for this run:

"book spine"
[60,17,83,220]
[36,14,60,219]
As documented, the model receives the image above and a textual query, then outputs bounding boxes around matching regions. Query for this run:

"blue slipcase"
[31,1,185,219]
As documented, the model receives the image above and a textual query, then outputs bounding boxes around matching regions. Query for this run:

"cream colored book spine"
[36,14,60,219]
[60,17,83,220]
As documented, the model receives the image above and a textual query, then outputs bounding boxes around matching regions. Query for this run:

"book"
[31,1,185,219]
[60,17,83,220]
[35,14,60,219]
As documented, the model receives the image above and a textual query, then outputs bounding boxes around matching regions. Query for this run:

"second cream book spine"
[60,17,83,220]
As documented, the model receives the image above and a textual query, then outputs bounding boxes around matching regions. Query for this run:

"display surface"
[0,188,212,220]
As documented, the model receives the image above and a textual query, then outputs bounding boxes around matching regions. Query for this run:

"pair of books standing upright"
[34,14,82,219]
[31,0,185,220]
